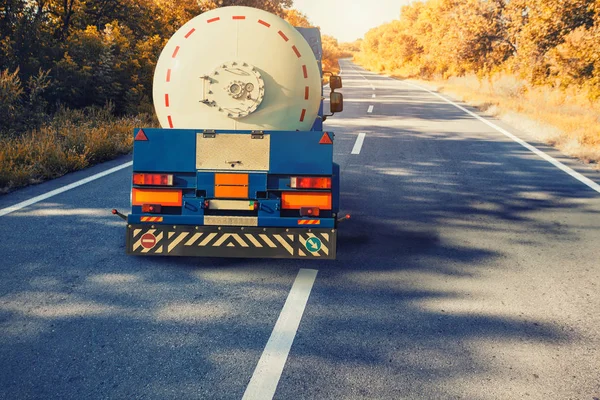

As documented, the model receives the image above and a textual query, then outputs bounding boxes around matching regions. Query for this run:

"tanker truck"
[112,6,346,259]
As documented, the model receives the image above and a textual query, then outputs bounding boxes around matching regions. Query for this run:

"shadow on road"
[1,66,598,399]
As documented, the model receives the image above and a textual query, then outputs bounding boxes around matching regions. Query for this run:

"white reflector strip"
[213,233,231,247]
[199,233,218,246]
[260,234,277,248]
[273,234,294,255]
[232,234,249,247]
[245,234,263,248]
[185,233,203,246]
[168,232,189,252]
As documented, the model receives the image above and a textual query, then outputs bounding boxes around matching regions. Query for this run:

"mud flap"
[126,224,337,259]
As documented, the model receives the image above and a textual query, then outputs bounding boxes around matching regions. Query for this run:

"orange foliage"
[356,0,600,99]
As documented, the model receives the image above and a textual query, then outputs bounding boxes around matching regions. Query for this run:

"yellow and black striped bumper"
[126,224,337,259]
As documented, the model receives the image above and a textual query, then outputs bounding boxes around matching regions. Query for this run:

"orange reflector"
[135,129,148,141]
[215,173,249,185]
[132,189,182,206]
[282,192,332,210]
[319,132,333,145]
[215,186,249,198]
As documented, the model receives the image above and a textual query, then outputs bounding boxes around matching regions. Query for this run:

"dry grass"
[0,105,155,193]
[370,66,600,168]
[430,74,600,167]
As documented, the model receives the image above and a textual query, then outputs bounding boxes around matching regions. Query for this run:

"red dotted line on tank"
[259,19,308,122]
[164,15,310,128]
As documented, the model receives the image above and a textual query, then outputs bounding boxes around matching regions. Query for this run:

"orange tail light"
[281,192,332,210]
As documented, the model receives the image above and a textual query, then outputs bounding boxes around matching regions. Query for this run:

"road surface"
[1,59,599,399]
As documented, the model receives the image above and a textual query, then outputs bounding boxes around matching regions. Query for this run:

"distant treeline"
[357,0,600,100]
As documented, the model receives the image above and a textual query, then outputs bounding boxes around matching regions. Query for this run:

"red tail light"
[133,173,173,186]
[290,177,331,189]
[142,204,162,213]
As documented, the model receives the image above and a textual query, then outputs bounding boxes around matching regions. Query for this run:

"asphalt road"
[1,59,599,400]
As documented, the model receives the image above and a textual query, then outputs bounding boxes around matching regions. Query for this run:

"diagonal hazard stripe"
[199,233,218,246]
[213,233,231,247]
[273,234,294,255]
[231,234,249,248]
[320,233,330,242]
[185,233,203,246]
[168,232,190,253]
[259,234,277,248]
[245,234,262,248]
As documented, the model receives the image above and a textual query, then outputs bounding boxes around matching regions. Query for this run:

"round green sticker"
[305,237,322,252]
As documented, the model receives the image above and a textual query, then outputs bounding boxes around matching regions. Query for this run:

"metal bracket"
[251,130,264,139]
[203,129,216,138]
[200,75,210,104]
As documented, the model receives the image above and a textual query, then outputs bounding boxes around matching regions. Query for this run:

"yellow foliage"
[354,0,600,165]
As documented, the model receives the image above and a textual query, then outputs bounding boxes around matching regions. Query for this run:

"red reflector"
[300,207,320,217]
[319,132,333,145]
[133,173,174,186]
[142,204,162,213]
[290,177,331,189]
[135,129,148,141]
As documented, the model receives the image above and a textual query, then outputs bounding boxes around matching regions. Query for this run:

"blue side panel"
[133,129,196,172]
[197,173,215,198]
[182,199,205,218]
[249,174,267,197]
[270,131,333,175]
[332,162,340,213]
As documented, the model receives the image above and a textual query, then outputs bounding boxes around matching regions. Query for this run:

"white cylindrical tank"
[153,6,322,131]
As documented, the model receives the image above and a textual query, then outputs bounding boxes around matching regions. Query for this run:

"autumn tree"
[199,0,292,17]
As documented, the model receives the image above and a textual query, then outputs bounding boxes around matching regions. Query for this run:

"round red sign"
[140,233,157,249]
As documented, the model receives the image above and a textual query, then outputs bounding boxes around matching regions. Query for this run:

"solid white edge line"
[401,81,600,194]
[367,105,374,114]
[352,133,367,155]
[0,161,133,217]
[242,268,318,400]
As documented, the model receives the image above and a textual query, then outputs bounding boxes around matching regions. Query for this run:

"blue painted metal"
[133,129,196,172]
[182,199,205,217]
[196,173,215,198]
[269,131,332,175]
[332,162,340,214]
[249,173,267,198]
[258,200,280,218]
